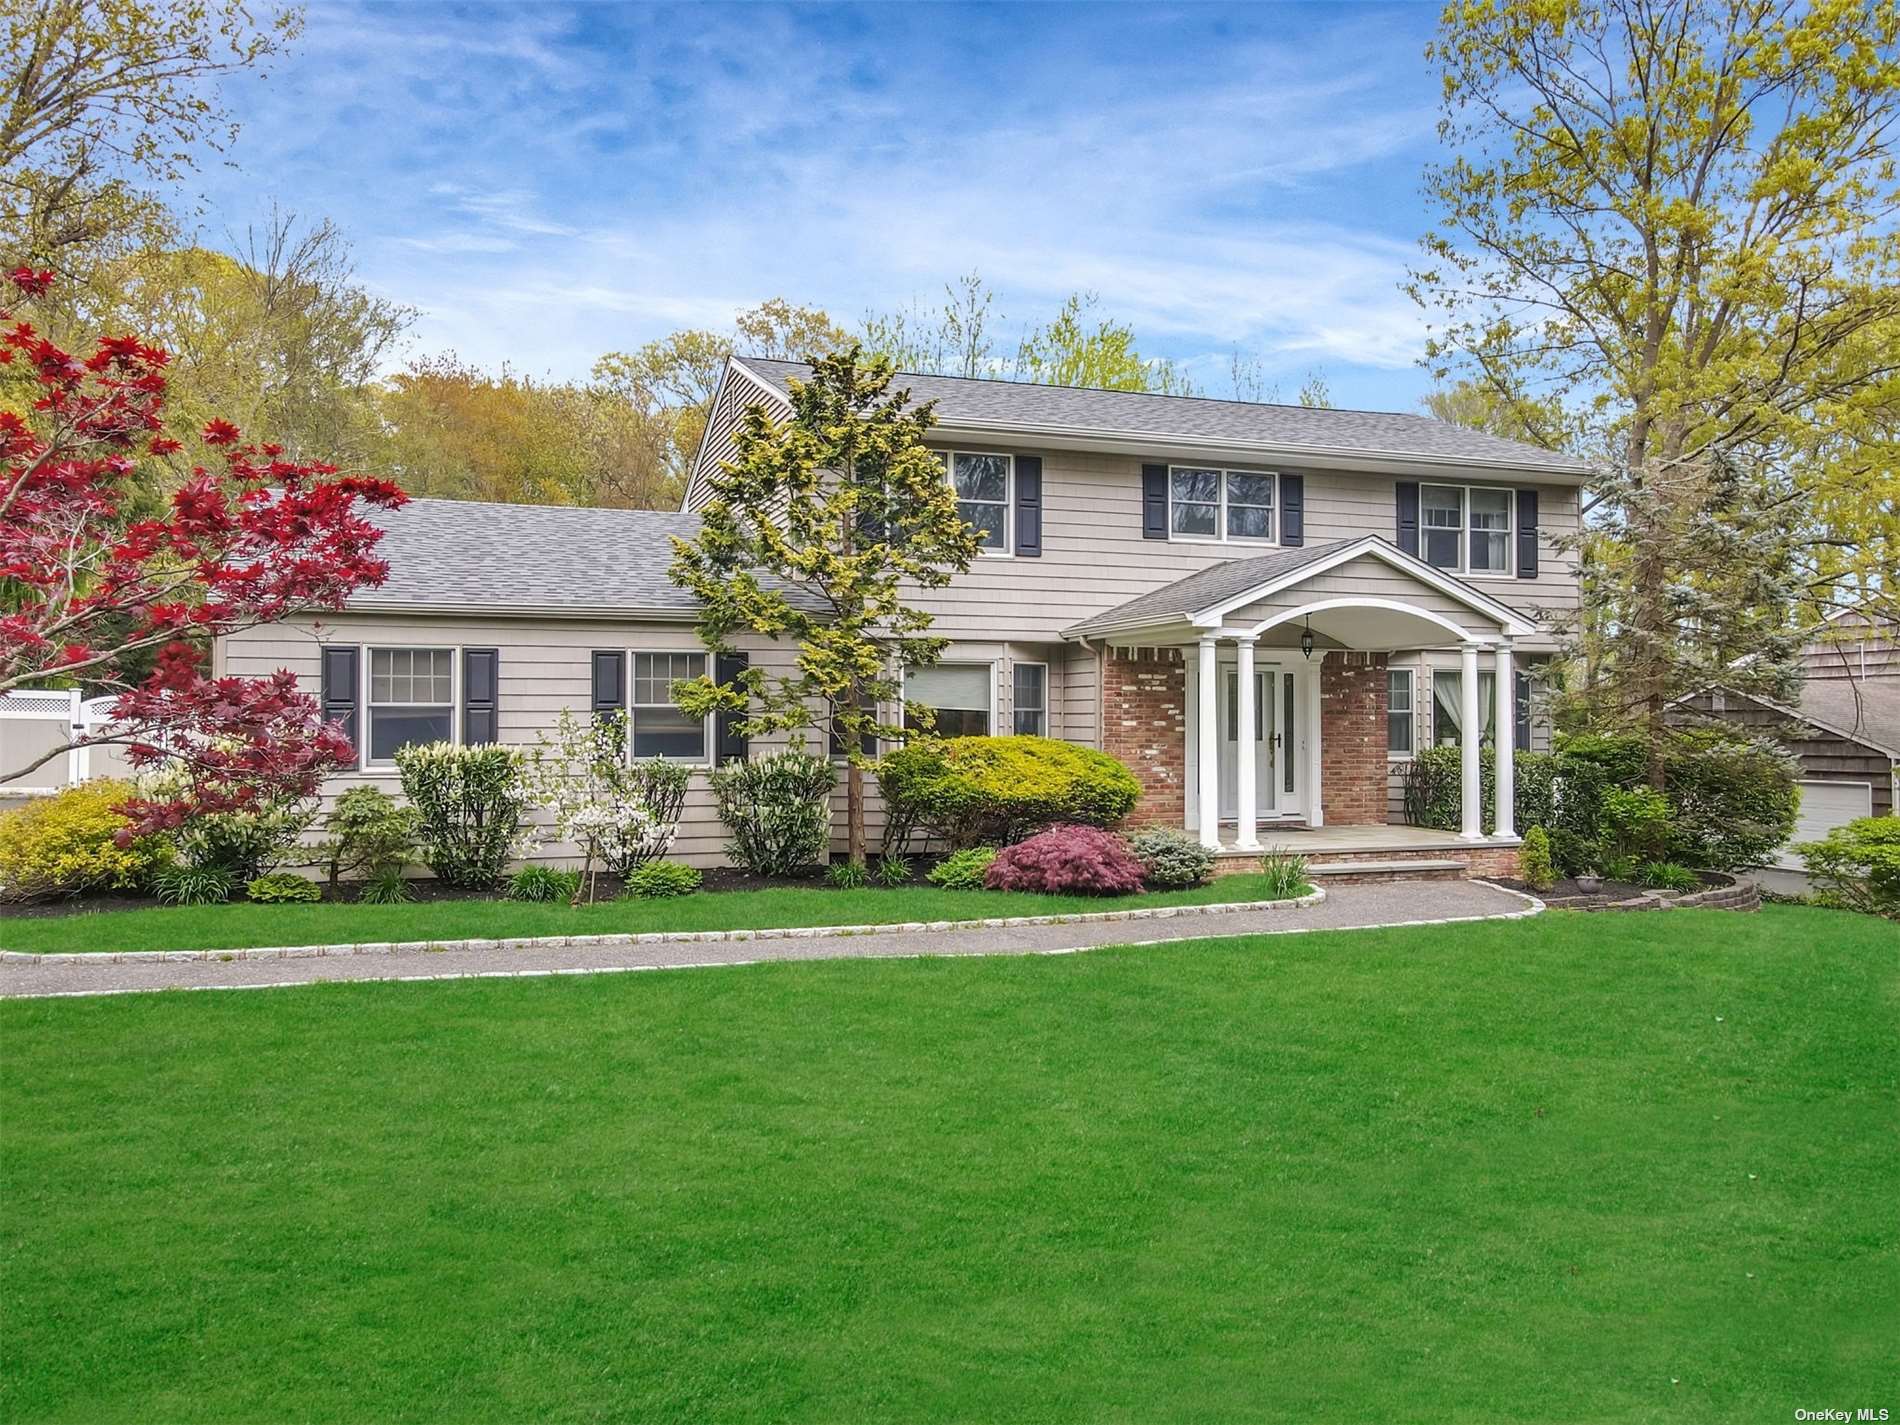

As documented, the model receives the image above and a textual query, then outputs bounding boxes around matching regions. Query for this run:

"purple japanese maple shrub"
[983,824,1146,895]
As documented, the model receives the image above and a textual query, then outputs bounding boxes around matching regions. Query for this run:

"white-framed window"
[1013,663,1047,736]
[1421,483,1514,576]
[367,647,454,765]
[1169,466,1276,543]
[631,651,711,763]
[1431,669,1497,747]
[904,662,994,737]
[948,451,1012,554]
[1387,667,1414,757]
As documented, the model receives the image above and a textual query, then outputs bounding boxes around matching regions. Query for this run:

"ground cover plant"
[0,874,1302,955]
[1,905,1892,1422]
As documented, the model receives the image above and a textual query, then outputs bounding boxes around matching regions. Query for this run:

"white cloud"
[204,2,1443,401]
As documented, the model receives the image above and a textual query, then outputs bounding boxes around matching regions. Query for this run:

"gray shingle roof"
[1063,540,1359,636]
[735,357,1593,477]
[1799,679,1900,755]
[349,497,822,616]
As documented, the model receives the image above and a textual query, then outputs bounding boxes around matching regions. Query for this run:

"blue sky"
[196,1,1453,410]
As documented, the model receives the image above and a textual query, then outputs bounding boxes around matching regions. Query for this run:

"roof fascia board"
[344,600,703,622]
[927,419,1594,484]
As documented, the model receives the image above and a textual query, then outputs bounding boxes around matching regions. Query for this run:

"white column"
[1493,642,1516,840]
[1459,641,1484,840]
[1234,638,1260,850]
[1197,635,1221,850]
[1304,664,1324,828]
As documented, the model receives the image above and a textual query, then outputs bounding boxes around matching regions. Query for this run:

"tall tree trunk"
[847,759,865,867]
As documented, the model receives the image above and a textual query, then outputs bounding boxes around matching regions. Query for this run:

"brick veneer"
[1319,651,1389,827]
[1103,648,1186,827]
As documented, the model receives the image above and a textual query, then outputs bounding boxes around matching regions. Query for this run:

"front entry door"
[1217,664,1303,824]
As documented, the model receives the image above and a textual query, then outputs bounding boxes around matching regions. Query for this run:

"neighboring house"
[218,358,1596,876]
[1678,610,1900,891]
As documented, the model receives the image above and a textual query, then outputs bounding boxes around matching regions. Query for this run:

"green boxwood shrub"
[245,872,322,904]
[877,736,1141,849]
[1519,825,1556,891]
[1125,827,1214,889]
[620,861,702,899]
[1798,816,1900,918]
[317,786,419,888]
[710,749,835,877]
[925,846,997,889]
[395,743,527,890]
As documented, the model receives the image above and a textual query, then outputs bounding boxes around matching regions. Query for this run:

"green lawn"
[3,905,1894,1423]
[0,874,1304,955]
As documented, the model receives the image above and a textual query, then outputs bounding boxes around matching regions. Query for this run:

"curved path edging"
[0,888,1328,965]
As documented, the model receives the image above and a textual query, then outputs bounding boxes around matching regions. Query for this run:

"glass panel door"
[1217,667,1274,822]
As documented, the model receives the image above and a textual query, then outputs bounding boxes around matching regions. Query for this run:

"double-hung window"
[1387,668,1414,756]
[905,663,993,737]
[1013,663,1047,736]
[368,647,453,763]
[1421,484,1513,575]
[1169,466,1275,543]
[631,652,709,762]
[949,452,1011,554]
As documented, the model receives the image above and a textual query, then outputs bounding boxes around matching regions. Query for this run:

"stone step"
[1303,858,1469,882]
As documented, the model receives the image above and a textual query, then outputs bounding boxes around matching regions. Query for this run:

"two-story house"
[219,357,1595,877]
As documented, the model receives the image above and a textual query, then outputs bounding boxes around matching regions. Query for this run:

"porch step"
[1303,858,1469,883]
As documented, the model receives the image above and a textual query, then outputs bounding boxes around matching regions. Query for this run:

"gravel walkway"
[0,880,1537,999]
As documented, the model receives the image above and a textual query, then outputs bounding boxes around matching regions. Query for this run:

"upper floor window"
[632,651,710,762]
[1170,466,1275,543]
[949,452,1012,554]
[368,647,453,763]
[1422,484,1513,576]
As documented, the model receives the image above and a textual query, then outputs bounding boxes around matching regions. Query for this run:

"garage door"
[1776,780,1875,867]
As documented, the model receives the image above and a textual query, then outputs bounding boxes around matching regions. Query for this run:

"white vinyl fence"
[0,691,131,807]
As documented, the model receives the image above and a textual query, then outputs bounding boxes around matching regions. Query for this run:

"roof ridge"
[737,354,1580,440]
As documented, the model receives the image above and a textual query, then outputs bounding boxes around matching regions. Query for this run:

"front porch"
[1074,536,1539,880]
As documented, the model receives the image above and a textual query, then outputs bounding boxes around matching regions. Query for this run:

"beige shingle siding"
[895,446,1575,651]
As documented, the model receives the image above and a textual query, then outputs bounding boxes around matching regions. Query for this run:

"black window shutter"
[1516,488,1540,579]
[715,651,749,764]
[1015,455,1043,557]
[1141,464,1168,539]
[1396,481,1420,556]
[1514,669,1532,752]
[1280,472,1304,547]
[591,651,625,717]
[462,649,499,746]
[320,645,360,759]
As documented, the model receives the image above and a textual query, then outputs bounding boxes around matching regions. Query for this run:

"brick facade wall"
[1103,648,1186,827]
[1319,651,1389,827]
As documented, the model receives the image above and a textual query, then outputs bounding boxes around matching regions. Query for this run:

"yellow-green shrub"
[877,736,1141,848]
[0,781,168,902]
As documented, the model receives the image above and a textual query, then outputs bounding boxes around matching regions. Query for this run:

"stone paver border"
[0,887,1327,965]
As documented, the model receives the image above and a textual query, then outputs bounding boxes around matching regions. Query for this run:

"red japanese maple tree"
[0,268,406,832]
